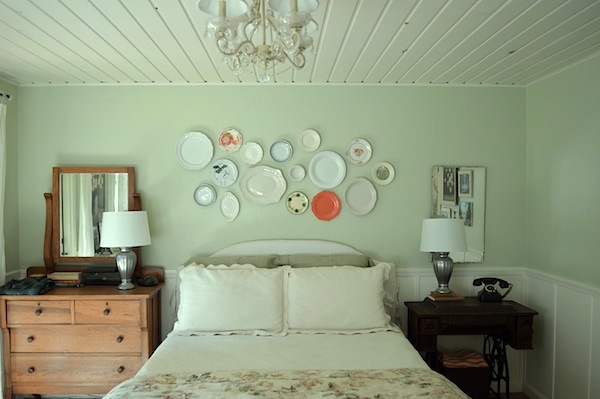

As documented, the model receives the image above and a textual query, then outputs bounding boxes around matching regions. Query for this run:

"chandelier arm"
[216,35,255,57]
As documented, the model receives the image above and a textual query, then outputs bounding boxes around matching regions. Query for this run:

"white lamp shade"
[198,0,248,17]
[100,211,151,248]
[420,218,467,253]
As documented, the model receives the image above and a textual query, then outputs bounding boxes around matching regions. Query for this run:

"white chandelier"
[198,0,319,80]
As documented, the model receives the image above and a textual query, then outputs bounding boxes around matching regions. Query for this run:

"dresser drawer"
[6,301,71,325]
[11,325,142,353]
[11,353,141,384]
[75,300,141,325]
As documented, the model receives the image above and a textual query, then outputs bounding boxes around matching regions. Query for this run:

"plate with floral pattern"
[286,191,309,214]
[218,128,243,153]
[346,138,372,165]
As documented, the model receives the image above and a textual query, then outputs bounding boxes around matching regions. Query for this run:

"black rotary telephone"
[473,277,513,302]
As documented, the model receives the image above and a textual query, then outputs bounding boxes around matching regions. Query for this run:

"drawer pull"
[27,336,34,343]
[34,309,42,316]
[103,309,110,316]
[28,367,35,373]
[116,336,123,343]
[117,366,125,373]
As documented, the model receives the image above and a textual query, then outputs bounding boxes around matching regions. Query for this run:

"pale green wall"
[16,85,526,272]
[526,54,600,288]
[0,80,19,275]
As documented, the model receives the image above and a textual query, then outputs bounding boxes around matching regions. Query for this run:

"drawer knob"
[116,336,123,343]
[34,309,42,316]
[28,367,35,373]
[117,366,125,373]
[27,336,34,343]
[103,309,110,316]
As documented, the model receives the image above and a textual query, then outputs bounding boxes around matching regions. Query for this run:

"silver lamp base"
[115,247,137,290]
[432,252,454,294]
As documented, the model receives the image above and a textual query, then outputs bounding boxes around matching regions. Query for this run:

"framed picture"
[458,169,473,198]
[441,207,452,218]
[442,167,457,205]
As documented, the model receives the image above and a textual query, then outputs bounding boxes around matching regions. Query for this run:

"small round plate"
[218,128,243,153]
[345,177,377,216]
[371,162,395,185]
[346,138,373,165]
[286,191,309,214]
[270,140,293,162]
[289,165,306,182]
[308,151,346,189]
[240,142,263,165]
[297,129,321,152]
[194,184,216,206]
[210,159,238,187]
[311,190,341,221]
[219,192,240,222]
[176,131,213,170]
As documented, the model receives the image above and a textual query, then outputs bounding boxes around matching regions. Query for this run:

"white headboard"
[211,239,363,257]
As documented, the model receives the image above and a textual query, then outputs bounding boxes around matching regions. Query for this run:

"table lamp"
[100,211,151,290]
[420,218,467,294]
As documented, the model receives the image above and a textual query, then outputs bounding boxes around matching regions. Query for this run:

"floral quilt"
[103,368,469,399]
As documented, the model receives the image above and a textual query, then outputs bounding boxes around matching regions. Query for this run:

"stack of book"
[427,291,465,301]
[47,272,82,287]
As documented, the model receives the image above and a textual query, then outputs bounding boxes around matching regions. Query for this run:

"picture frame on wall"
[459,201,473,227]
[442,167,457,205]
[458,169,473,197]
[441,207,452,218]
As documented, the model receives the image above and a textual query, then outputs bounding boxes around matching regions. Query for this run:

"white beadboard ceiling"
[0,0,599,87]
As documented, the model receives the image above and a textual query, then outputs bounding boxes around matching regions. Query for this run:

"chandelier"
[198,0,319,81]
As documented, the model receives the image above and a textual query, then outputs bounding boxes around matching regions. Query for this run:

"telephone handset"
[473,277,513,302]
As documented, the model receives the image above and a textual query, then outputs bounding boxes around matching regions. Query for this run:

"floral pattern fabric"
[103,368,469,399]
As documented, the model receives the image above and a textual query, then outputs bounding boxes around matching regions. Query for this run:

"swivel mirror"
[44,166,141,274]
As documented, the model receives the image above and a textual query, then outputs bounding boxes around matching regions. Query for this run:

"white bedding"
[138,331,428,377]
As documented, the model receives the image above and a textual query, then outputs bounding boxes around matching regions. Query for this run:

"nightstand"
[1,283,162,398]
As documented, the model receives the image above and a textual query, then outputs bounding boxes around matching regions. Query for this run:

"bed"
[103,240,468,399]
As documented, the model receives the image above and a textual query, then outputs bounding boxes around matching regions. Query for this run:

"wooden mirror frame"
[43,166,142,275]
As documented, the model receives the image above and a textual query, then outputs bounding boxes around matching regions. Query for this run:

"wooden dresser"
[0,284,162,398]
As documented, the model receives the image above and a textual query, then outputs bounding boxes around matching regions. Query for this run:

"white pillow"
[286,263,393,333]
[172,265,288,336]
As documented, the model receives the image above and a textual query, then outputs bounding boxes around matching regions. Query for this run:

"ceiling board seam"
[363,0,418,82]
[469,0,596,84]
[120,0,186,83]
[388,0,464,83]
[477,2,600,84]
[0,43,68,83]
[1,0,104,83]
[59,0,139,83]
[404,0,483,84]
[524,49,600,86]
[450,0,544,84]
[344,0,393,83]
[306,0,335,82]
[326,0,361,82]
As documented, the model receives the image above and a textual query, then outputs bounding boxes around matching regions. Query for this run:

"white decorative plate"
[308,150,347,189]
[289,165,306,182]
[270,140,293,162]
[240,142,263,165]
[193,184,216,206]
[371,161,395,185]
[210,159,238,187]
[297,129,321,152]
[218,128,243,153]
[176,131,213,170]
[286,191,309,214]
[239,166,287,205]
[344,177,377,215]
[346,138,373,165]
[219,192,240,222]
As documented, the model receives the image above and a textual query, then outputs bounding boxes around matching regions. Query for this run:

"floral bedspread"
[103,368,469,399]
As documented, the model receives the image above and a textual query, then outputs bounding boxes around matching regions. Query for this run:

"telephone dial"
[473,277,513,302]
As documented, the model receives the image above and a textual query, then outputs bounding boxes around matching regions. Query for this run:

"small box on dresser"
[0,281,162,399]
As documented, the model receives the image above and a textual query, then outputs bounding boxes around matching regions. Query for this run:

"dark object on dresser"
[0,276,55,295]
[81,271,121,285]
[137,274,159,286]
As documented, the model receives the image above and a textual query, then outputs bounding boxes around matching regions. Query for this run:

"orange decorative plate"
[311,191,341,221]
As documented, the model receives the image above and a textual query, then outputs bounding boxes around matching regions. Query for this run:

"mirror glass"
[59,172,129,257]
[48,166,136,268]
[431,166,486,263]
